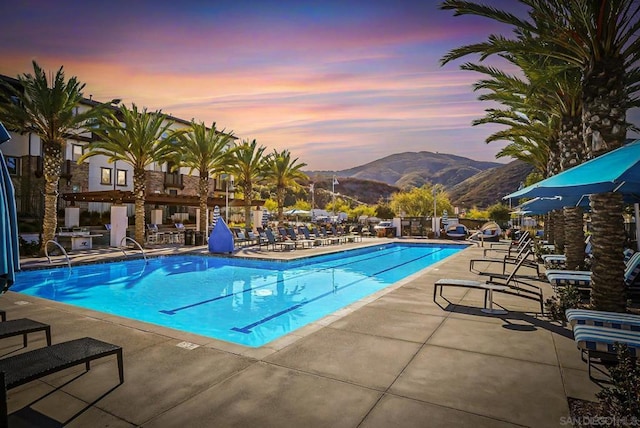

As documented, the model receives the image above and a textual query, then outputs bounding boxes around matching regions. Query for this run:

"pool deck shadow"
[3,238,597,427]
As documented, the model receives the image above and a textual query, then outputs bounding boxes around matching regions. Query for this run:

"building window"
[116,169,127,186]
[72,144,84,161]
[100,167,112,185]
[5,156,19,175]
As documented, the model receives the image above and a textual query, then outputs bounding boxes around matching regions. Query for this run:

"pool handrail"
[44,240,71,271]
[120,237,147,264]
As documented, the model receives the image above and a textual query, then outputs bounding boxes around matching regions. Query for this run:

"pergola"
[61,190,263,208]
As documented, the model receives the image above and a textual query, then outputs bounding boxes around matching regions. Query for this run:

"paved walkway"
[1,239,598,427]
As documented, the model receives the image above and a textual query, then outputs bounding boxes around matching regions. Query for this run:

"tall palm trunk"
[583,57,626,158]
[563,207,585,270]
[198,175,209,232]
[277,185,285,221]
[546,135,561,178]
[552,210,565,253]
[590,193,626,312]
[545,213,553,243]
[243,183,252,229]
[583,58,626,312]
[39,142,64,255]
[560,113,586,270]
[559,114,585,170]
[133,169,146,246]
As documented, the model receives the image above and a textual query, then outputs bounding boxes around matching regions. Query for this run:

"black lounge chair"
[0,319,51,348]
[0,337,124,425]
[286,228,314,249]
[435,254,544,314]
[469,246,540,277]
[262,229,295,251]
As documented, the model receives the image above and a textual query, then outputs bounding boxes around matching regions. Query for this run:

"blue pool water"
[13,243,465,347]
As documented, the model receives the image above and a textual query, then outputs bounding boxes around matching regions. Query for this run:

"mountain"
[312,177,399,205]
[307,151,502,188]
[306,152,533,208]
[447,160,534,207]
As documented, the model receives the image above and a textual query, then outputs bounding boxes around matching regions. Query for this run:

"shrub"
[544,285,581,322]
[596,344,640,425]
[19,236,40,257]
[534,240,555,262]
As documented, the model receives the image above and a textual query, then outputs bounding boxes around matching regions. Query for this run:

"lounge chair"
[566,309,640,331]
[233,230,250,247]
[434,253,544,314]
[321,227,342,245]
[541,235,592,268]
[244,229,260,246]
[470,245,539,277]
[330,225,347,244]
[571,324,640,380]
[299,226,328,246]
[545,251,640,278]
[0,318,51,348]
[546,251,640,291]
[262,229,295,251]
[286,228,314,249]
[488,230,530,249]
[482,234,533,257]
[341,226,363,243]
[0,337,124,424]
[146,224,161,245]
[469,221,502,243]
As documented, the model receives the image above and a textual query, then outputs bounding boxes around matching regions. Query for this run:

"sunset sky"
[1,0,638,170]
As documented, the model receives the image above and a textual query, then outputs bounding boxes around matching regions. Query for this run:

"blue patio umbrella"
[504,139,640,200]
[513,195,590,216]
[0,122,20,293]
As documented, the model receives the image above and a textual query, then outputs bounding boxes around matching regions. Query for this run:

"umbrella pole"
[635,203,640,252]
[0,371,6,428]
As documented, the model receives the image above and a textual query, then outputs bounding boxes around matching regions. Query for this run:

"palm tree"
[0,61,107,254]
[441,0,640,311]
[79,104,183,245]
[264,149,308,221]
[226,139,268,229]
[176,121,235,233]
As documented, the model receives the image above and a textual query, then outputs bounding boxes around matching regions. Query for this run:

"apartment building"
[0,74,239,227]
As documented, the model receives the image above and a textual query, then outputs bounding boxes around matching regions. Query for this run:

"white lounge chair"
[566,309,640,331]
[546,252,640,290]
[571,324,640,379]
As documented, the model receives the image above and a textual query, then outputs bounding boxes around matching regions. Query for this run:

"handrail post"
[120,237,147,263]
[44,240,71,270]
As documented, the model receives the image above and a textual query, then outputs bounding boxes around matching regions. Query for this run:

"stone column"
[110,205,128,247]
[252,208,263,232]
[64,207,80,228]
[150,209,163,226]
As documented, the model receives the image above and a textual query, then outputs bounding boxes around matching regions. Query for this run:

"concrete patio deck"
[1,239,599,427]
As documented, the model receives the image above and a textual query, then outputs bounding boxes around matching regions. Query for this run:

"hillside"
[447,160,534,207]
[305,153,533,209]
[307,151,501,188]
[312,177,399,206]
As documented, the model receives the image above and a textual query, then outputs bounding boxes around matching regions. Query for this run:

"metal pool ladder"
[44,240,71,271]
[120,237,147,263]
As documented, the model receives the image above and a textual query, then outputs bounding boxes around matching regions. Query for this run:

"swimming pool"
[13,243,466,347]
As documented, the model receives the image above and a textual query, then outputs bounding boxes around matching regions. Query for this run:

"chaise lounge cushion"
[572,324,640,358]
[566,309,640,331]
